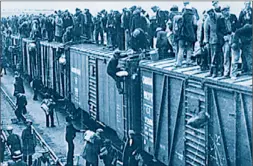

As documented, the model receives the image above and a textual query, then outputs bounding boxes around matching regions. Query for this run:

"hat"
[96,128,104,133]
[6,126,13,131]
[114,49,121,55]
[151,6,159,10]
[26,119,32,125]
[66,116,73,122]
[170,5,179,12]
[129,130,135,135]
[12,150,23,159]
[183,1,190,5]
[212,1,219,6]
[221,5,230,11]
[156,27,163,33]
[76,8,81,11]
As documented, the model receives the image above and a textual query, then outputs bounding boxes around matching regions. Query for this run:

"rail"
[0,86,64,166]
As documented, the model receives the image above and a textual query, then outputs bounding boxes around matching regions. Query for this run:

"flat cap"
[6,126,13,131]
[207,8,215,14]
[212,1,219,6]
[221,5,230,11]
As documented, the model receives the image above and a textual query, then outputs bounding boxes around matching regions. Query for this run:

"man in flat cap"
[238,1,252,28]
[212,1,221,13]
[10,150,27,166]
[32,149,51,166]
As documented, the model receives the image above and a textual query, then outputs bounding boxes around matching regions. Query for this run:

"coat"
[130,28,149,51]
[238,7,252,28]
[122,137,141,166]
[82,133,102,165]
[55,16,63,37]
[180,8,197,42]
[32,157,51,166]
[7,134,22,154]
[21,128,36,156]
[156,31,171,59]
[204,13,226,45]
[10,160,27,166]
[13,77,25,96]
[130,13,147,33]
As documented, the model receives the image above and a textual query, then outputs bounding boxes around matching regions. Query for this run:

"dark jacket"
[32,78,42,90]
[13,76,25,96]
[107,57,120,78]
[63,15,73,30]
[232,24,252,46]
[7,134,22,154]
[65,124,80,142]
[122,137,141,166]
[32,157,51,166]
[10,160,28,166]
[130,13,147,33]
[180,8,197,42]
[238,7,252,28]
[156,10,169,30]
[156,31,171,59]
[21,127,36,156]
[130,28,149,51]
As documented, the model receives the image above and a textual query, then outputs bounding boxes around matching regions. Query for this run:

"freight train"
[4,35,252,166]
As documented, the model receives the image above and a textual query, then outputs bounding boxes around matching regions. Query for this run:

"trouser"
[200,46,210,70]
[241,43,252,75]
[209,44,223,76]
[231,48,241,78]
[86,161,98,166]
[0,142,5,162]
[125,30,130,50]
[47,30,54,42]
[106,31,112,47]
[24,155,32,166]
[15,107,26,122]
[117,28,125,50]
[55,36,62,42]
[0,66,7,75]
[176,40,193,66]
[85,25,92,40]
[67,140,74,166]
[33,89,38,100]
[95,29,104,45]
[111,32,117,48]
[46,111,54,127]
[223,41,231,76]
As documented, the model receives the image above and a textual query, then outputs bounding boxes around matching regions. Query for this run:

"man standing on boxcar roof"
[55,10,64,42]
[238,1,252,28]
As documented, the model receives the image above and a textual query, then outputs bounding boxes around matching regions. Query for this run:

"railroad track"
[0,86,64,166]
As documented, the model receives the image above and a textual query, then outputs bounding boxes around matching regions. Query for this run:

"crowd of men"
[2,1,252,81]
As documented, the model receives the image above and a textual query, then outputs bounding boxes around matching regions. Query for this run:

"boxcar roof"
[40,40,64,48]
[140,58,252,94]
[70,43,114,58]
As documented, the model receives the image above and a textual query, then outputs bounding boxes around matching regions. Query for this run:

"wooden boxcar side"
[139,58,252,166]
[40,41,70,98]
[69,44,141,140]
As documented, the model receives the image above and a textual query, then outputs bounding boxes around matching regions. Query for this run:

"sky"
[1,1,246,17]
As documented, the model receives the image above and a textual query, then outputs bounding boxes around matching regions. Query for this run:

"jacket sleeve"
[203,18,210,43]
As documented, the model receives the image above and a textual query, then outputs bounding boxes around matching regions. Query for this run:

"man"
[15,93,27,121]
[41,94,56,128]
[122,130,141,166]
[130,9,148,33]
[63,10,73,32]
[199,10,210,71]
[6,126,22,156]
[99,139,117,166]
[212,1,221,13]
[45,16,54,42]
[156,27,173,59]
[31,75,42,101]
[82,129,104,166]
[13,72,25,97]
[73,8,84,41]
[4,28,12,68]
[94,13,104,45]
[182,1,199,21]
[121,8,131,49]
[21,120,36,166]
[114,10,125,50]
[9,150,27,166]
[106,11,117,49]
[130,28,149,52]
[107,50,124,94]
[231,24,252,77]
[65,116,85,166]
[84,9,93,41]
[32,150,51,166]
[151,6,168,31]
[55,10,64,42]
[175,5,197,67]
[204,9,224,78]
[221,5,238,78]
[0,129,5,163]
[238,1,252,28]
[62,26,73,44]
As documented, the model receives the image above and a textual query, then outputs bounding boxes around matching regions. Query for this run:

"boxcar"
[139,59,252,166]
[69,44,141,140]
[40,41,70,98]
[22,38,41,80]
